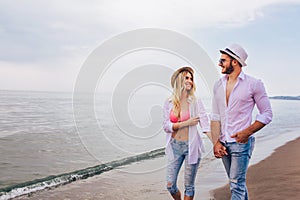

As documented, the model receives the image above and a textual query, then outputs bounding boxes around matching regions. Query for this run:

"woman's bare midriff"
[172,126,189,141]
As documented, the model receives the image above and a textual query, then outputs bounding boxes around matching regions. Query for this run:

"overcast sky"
[0,0,299,96]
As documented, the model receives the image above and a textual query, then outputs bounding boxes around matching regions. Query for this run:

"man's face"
[218,54,234,74]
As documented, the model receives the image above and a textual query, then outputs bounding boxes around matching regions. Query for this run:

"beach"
[12,136,300,200]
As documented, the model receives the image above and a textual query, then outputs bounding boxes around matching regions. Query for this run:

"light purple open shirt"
[211,71,273,143]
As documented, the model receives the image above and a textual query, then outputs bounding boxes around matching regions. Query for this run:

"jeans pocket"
[171,140,181,156]
[230,142,250,155]
[237,141,248,145]
[234,137,255,158]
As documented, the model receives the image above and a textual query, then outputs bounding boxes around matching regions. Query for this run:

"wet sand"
[212,137,300,200]
[13,156,170,200]
[12,152,222,200]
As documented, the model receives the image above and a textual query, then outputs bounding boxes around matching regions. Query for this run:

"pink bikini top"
[170,109,190,123]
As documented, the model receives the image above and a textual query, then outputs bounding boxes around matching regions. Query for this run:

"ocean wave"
[0,148,165,200]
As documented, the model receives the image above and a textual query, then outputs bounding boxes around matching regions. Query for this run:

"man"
[211,44,273,200]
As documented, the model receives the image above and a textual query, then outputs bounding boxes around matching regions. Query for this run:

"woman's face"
[183,72,193,91]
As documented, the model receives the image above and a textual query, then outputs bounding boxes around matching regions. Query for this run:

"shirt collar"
[222,71,245,82]
[238,71,245,80]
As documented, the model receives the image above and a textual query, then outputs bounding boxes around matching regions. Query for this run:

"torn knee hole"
[167,182,173,187]
[230,179,238,183]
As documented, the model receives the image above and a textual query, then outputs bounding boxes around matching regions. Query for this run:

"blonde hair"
[171,70,196,119]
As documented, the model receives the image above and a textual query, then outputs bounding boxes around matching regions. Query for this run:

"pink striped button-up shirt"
[211,71,273,143]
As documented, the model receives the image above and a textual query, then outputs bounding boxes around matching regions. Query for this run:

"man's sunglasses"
[219,58,232,64]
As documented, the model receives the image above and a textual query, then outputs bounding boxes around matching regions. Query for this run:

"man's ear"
[233,59,240,67]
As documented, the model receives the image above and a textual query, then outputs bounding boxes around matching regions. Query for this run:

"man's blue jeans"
[221,137,255,200]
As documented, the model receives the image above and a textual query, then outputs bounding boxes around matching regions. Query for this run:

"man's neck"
[227,67,242,81]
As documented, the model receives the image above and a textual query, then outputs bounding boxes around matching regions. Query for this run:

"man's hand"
[231,121,265,143]
[213,141,228,158]
[231,130,250,143]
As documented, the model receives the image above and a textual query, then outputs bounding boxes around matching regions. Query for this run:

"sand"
[212,137,300,200]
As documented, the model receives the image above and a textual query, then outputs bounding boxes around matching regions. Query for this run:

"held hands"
[213,141,228,158]
[213,129,252,158]
[213,130,251,158]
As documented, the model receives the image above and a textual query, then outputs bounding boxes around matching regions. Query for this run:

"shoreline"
[7,135,300,200]
[212,136,300,200]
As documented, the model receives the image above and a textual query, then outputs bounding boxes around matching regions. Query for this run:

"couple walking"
[163,44,273,200]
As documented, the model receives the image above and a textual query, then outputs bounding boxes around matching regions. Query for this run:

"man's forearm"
[245,120,266,136]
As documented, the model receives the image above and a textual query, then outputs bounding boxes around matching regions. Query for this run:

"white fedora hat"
[220,43,248,66]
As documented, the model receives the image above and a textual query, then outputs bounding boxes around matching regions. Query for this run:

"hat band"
[225,48,240,58]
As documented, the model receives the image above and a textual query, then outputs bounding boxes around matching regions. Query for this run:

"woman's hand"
[187,116,200,126]
[172,117,199,131]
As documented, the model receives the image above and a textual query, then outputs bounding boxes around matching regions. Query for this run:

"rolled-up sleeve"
[163,100,173,133]
[254,80,273,124]
[197,99,210,132]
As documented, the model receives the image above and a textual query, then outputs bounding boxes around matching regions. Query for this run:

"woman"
[163,66,211,200]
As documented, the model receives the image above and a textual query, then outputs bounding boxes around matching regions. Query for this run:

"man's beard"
[222,62,234,74]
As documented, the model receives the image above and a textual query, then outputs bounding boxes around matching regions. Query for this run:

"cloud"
[92,0,300,29]
[0,0,300,92]
[1,0,299,62]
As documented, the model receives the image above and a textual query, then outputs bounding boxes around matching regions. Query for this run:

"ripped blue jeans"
[221,137,255,200]
[166,138,200,197]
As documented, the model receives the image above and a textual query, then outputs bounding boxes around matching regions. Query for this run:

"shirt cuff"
[256,114,272,125]
[201,127,211,133]
[210,113,220,121]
